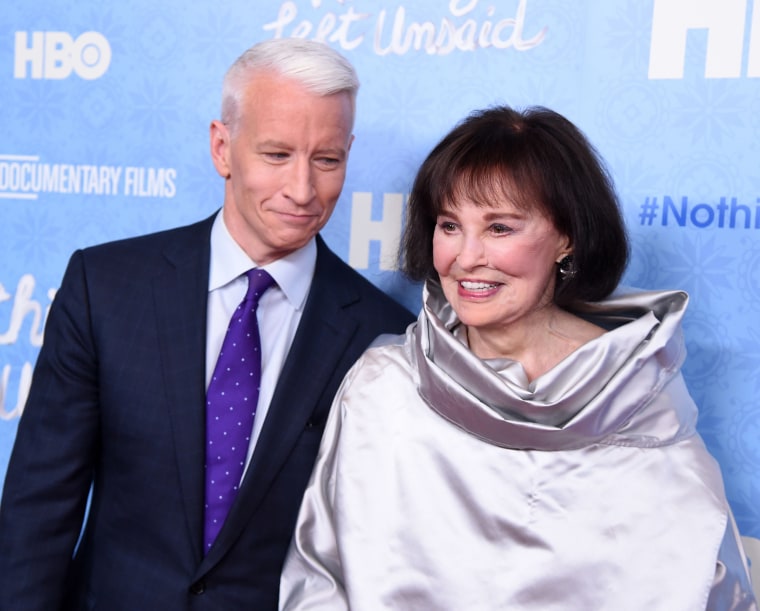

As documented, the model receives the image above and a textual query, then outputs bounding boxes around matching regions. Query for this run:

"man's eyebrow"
[314,147,347,158]
[256,139,293,150]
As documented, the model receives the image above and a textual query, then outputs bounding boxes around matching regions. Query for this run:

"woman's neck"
[466,305,605,382]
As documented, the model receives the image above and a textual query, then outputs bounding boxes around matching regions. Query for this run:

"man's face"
[211,70,354,265]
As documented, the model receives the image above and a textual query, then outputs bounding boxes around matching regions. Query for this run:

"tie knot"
[244,269,275,305]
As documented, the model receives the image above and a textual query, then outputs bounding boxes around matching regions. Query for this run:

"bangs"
[433,148,544,218]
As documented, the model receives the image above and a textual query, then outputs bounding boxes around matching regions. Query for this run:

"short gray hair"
[221,38,360,133]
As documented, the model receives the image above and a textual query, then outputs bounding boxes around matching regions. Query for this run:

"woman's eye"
[439,221,457,232]
[491,223,511,234]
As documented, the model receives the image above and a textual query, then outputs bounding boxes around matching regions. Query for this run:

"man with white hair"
[0,38,414,610]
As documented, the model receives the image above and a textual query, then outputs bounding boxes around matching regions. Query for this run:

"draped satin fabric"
[280,282,757,611]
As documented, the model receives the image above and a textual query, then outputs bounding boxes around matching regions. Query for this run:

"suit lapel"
[200,237,359,570]
[153,215,214,565]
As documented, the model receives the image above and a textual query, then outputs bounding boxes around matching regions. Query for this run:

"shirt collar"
[208,210,316,311]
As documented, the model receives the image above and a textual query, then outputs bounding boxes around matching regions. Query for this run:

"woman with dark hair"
[279,106,757,610]
[402,105,628,305]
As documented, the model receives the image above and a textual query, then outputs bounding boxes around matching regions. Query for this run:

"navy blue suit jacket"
[0,213,415,610]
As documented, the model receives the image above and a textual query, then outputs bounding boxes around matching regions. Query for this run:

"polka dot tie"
[203,268,275,554]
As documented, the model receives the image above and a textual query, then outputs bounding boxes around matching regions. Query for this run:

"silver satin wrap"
[280,282,757,610]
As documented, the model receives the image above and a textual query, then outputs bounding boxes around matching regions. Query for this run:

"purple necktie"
[203,268,275,554]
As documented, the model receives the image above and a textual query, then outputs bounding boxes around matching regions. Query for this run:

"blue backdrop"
[1,0,758,590]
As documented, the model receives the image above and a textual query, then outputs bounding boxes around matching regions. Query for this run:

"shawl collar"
[412,281,697,451]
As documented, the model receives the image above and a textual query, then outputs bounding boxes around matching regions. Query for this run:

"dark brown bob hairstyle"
[401,105,629,307]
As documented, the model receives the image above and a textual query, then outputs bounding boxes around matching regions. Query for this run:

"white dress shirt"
[206,210,316,476]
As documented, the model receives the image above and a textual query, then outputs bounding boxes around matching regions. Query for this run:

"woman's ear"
[555,234,573,263]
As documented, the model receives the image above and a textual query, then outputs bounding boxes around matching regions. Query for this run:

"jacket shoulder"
[314,237,415,328]
[82,213,214,259]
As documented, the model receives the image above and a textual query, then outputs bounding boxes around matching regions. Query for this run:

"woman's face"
[432,196,570,335]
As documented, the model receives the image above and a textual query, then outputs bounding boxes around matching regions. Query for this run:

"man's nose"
[284,159,316,205]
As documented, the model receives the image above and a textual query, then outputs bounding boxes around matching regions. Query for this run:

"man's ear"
[209,120,231,178]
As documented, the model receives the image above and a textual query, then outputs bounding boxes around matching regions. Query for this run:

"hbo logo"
[14,31,111,80]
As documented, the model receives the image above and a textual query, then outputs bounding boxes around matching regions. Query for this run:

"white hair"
[221,38,359,133]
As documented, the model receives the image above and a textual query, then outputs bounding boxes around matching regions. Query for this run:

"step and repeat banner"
[1,0,759,588]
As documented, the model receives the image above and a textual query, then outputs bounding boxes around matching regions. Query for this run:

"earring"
[558,255,577,280]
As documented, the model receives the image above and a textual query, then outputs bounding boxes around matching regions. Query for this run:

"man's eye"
[315,157,341,168]
[264,152,289,160]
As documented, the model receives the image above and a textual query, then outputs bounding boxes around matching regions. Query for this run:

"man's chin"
[269,231,317,254]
